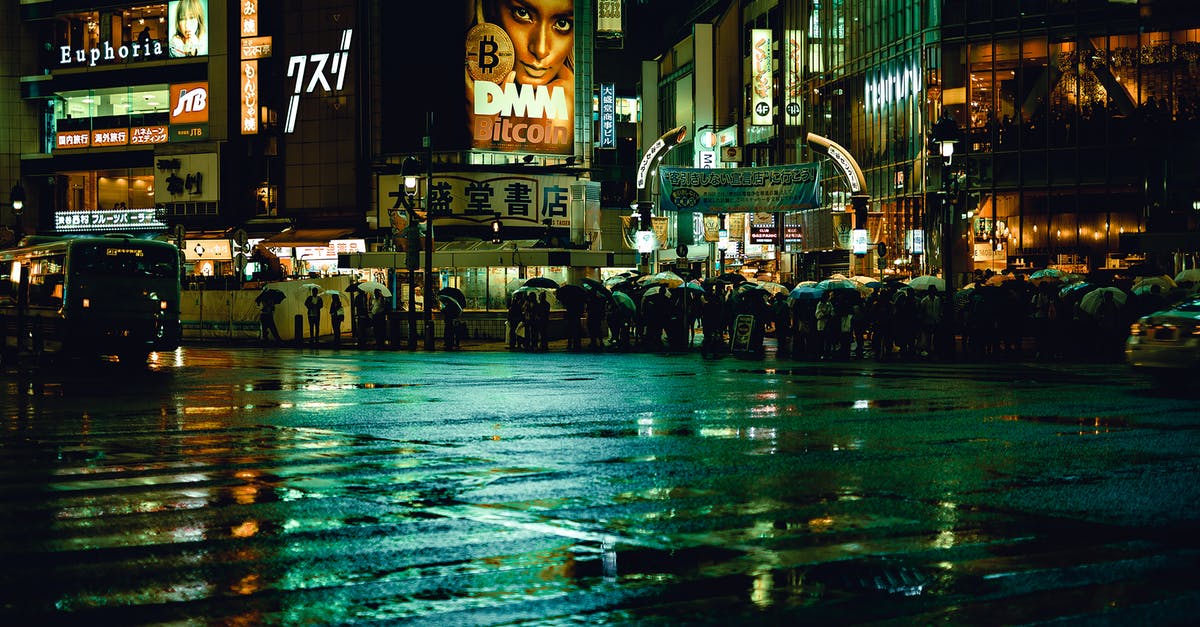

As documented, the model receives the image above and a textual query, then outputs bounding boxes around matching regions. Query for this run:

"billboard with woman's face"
[168,0,209,58]
[464,0,575,156]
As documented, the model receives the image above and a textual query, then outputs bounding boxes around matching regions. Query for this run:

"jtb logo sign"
[284,28,353,133]
[169,83,209,124]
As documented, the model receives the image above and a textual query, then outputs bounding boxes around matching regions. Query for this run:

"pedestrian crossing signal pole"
[932,111,961,360]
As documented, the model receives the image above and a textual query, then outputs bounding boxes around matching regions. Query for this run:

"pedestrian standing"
[254,286,282,344]
[371,288,391,347]
[770,292,791,356]
[354,289,371,348]
[507,293,525,350]
[700,287,726,358]
[534,292,551,351]
[304,287,323,346]
[586,293,606,350]
[815,291,835,359]
[443,300,462,350]
[329,293,345,346]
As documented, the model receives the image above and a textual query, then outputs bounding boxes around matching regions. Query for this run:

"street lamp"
[931,111,962,359]
[633,125,687,275]
[399,156,422,349]
[9,183,25,243]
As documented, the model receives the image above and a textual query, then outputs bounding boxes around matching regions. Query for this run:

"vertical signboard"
[465,0,575,155]
[599,83,616,149]
[784,29,803,127]
[597,0,623,36]
[241,61,258,134]
[751,29,773,126]
[239,0,258,37]
[239,0,260,135]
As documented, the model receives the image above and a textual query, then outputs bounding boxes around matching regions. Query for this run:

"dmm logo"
[170,82,210,124]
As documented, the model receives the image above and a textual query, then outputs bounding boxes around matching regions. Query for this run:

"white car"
[1125,296,1200,371]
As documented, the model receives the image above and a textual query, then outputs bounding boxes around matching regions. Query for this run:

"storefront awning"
[261,228,355,247]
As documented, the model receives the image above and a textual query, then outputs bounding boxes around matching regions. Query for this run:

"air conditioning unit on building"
[569,181,602,246]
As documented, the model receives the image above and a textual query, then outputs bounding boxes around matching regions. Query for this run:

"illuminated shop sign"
[184,239,232,261]
[240,0,258,37]
[285,29,353,134]
[241,61,259,134]
[131,125,169,144]
[56,131,92,149]
[56,126,168,151]
[241,36,272,59]
[784,29,803,126]
[751,29,773,126]
[59,40,166,68]
[295,240,366,260]
[91,129,129,147]
[599,83,616,149]
[464,1,574,155]
[239,1,268,136]
[378,172,576,228]
[865,62,921,112]
[54,209,166,232]
[168,81,209,141]
[750,212,778,245]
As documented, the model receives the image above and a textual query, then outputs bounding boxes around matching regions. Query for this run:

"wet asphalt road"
[1,346,1199,625]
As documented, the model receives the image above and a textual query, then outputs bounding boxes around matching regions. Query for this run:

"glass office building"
[791,0,1200,279]
[644,1,1200,279]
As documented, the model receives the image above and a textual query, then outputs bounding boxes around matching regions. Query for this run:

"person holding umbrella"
[304,286,323,346]
[328,292,345,347]
[254,285,283,344]
[371,288,391,347]
[439,292,464,350]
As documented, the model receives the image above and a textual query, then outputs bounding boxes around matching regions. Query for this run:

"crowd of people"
[254,268,1197,363]
[505,268,1196,364]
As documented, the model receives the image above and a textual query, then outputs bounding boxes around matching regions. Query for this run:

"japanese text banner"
[657,163,822,214]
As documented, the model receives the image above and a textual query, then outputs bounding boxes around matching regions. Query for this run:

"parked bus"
[0,234,182,366]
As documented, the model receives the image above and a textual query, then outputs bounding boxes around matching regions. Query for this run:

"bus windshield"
[72,243,178,279]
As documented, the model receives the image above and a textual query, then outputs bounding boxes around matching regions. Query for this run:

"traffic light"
[877,241,887,257]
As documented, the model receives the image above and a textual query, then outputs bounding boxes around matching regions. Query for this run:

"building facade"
[640,0,1200,282]
[1,0,375,278]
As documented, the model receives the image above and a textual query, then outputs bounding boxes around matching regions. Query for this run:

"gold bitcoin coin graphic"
[466,23,514,84]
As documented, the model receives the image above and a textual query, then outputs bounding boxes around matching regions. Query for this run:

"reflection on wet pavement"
[1,349,1197,624]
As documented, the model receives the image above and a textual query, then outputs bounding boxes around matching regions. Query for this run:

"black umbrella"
[437,294,463,315]
[717,272,747,285]
[523,276,559,289]
[257,287,285,305]
[438,286,466,309]
[555,284,589,309]
[581,277,610,296]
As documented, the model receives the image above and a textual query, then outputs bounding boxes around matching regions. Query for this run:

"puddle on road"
[243,380,427,392]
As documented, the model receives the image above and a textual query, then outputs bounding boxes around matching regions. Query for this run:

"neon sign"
[284,28,353,133]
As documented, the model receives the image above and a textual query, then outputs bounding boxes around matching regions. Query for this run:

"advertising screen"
[464,0,575,156]
[168,0,210,58]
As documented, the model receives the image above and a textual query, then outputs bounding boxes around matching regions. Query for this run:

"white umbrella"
[324,289,341,295]
[351,280,391,298]
[302,283,322,291]
[907,275,946,292]
[642,271,685,288]
[1173,268,1200,285]
[1133,275,1176,293]
[1078,286,1127,315]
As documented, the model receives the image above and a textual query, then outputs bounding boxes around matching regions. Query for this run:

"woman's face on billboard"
[495,0,573,86]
